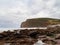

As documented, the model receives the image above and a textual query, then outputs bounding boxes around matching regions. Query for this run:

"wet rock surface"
[0,26,60,45]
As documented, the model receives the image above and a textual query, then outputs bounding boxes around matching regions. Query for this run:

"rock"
[55,34,60,39]
[42,37,55,44]
[21,18,60,28]
[55,40,60,44]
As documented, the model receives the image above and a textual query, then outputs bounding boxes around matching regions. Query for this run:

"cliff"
[21,18,60,27]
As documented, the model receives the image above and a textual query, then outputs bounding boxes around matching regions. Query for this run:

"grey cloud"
[28,0,60,18]
[0,0,60,28]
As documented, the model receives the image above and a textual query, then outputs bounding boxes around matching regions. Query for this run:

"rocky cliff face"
[21,18,60,28]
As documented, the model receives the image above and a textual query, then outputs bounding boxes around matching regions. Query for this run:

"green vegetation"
[21,18,60,27]
[29,18,60,21]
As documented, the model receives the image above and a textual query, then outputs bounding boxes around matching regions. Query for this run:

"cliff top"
[26,18,60,21]
[21,18,60,27]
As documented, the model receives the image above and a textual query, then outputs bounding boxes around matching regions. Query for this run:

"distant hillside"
[21,18,60,27]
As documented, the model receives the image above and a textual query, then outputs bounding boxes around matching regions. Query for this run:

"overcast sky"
[0,0,60,28]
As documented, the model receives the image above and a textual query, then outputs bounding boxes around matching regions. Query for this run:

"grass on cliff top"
[27,18,60,22]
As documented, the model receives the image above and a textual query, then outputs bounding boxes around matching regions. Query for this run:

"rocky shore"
[0,25,60,45]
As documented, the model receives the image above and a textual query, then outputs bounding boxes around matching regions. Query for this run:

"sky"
[0,0,60,28]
